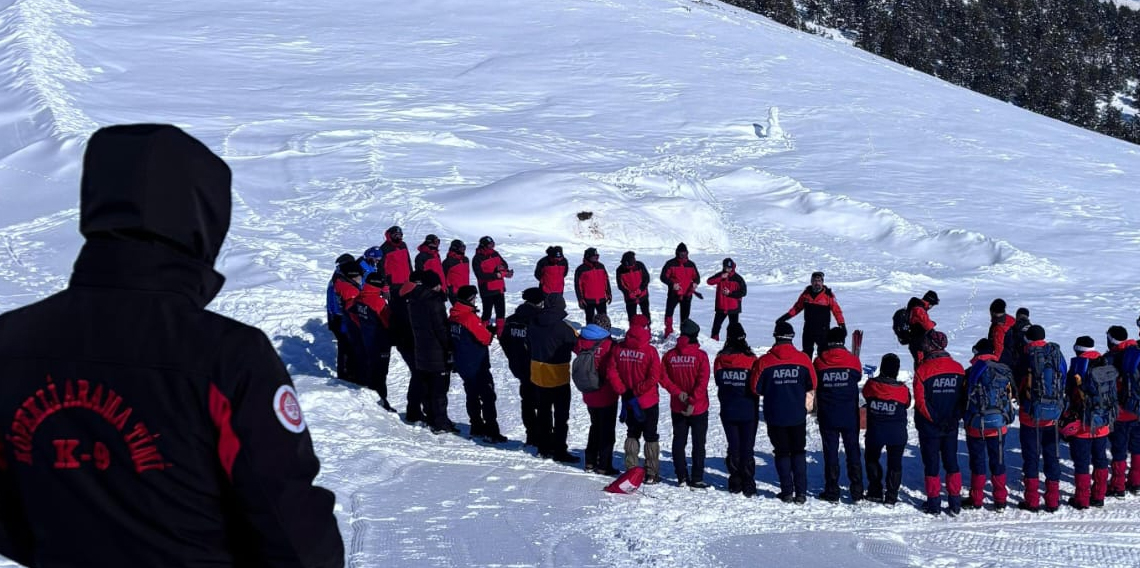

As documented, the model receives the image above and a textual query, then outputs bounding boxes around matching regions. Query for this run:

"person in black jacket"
[0,124,343,568]
[526,295,579,463]
[405,270,457,434]
[500,288,546,447]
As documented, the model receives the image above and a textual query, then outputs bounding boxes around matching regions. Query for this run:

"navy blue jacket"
[913,351,966,437]
[751,342,817,427]
[501,303,541,381]
[448,303,492,380]
[813,346,862,430]
[714,348,759,422]
[863,375,911,446]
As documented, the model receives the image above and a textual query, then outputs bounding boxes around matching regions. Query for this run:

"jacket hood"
[624,325,650,347]
[80,124,231,266]
[535,305,568,326]
[817,346,851,365]
[580,323,610,341]
[512,302,542,318]
[449,302,478,319]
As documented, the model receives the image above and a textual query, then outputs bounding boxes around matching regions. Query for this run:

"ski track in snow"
[3,0,1140,565]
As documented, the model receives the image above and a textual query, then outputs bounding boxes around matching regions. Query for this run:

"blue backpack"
[1072,357,1119,429]
[1026,342,1066,422]
[1121,346,1140,415]
[966,360,1014,431]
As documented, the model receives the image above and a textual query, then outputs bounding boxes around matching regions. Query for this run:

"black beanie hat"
[680,319,700,338]
[826,326,847,345]
[879,353,901,379]
[676,242,688,255]
[922,290,940,305]
[1016,307,1030,318]
[723,258,735,269]
[1074,336,1095,353]
[727,322,747,341]
[522,287,545,305]
[990,298,1006,314]
[1108,325,1129,345]
[621,251,636,265]
[424,234,440,247]
[1026,325,1046,341]
[774,320,795,340]
[457,285,478,305]
[364,271,385,287]
[972,338,994,355]
[584,247,599,260]
[336,253,355,266]
[417,270,441,290]
[340,261,363,278]
[449,239,465,252]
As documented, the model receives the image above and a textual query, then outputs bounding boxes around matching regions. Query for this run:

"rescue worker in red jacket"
[575,314,619,474]
[988,298,1018,368]
[574,247,612,325]
[380,225,412,289]
[441,239,470,305]
[606,322,665,484]
[534,246,568,298]
[777,271,845,359]
[615,251,651,325]
[706,258,747,341]
[660,243,700,338]
[471,236,513,335]
[660,320,711,488]
[906,290,939,368]
[414,234,445,290]
[0,124,343,568]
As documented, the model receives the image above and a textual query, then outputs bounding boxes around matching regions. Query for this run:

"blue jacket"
[814,346,862,430]
[864,375,910,446]
[448,303,492,380]
[714,348,759,422]
[751,342,817,427]
[914,351,966,437]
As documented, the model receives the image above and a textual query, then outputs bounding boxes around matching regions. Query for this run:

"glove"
[678,392,689,404]
[682,404,694,417]
[777,314,790,324]
[838,323,847,332]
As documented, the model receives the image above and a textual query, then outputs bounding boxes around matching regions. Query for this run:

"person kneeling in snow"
[449,285,505,443]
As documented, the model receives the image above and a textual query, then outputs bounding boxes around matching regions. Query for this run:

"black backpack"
[1077,359,1119,429]
[892,308,911,345]
[1026,342,1066,422]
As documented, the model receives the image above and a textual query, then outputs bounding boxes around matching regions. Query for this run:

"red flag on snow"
[604,466,645,494]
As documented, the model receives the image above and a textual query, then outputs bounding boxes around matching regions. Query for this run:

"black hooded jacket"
[0,125,344,568]
[406,283,452,373]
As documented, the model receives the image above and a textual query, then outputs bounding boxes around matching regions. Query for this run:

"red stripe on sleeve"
[209,383,241,481]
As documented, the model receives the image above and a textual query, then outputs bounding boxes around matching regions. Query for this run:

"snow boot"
[923,476,942,515]
[1072,473,1092,509]
[624,437,641,471]
[1093,467,1110,506]
[1020,477,1041,512]
[645,441,661,484]
[1044,480,1061,513]
[484,420,507,444]
[1110,460,1128,497]
[993,473,1008,509]
[469,420,486,440]
[664,317,674,338]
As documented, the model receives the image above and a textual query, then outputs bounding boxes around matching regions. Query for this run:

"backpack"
[965,361,1014,431]
[892,308,911,345]
[1026,342,1066,422]
[1074,358,1119,429]
[1120,346,1140,415]
[571,340,604,393]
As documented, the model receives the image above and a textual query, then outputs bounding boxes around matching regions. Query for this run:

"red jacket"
[353,283,390,328]
[574,336,618,408]
[380,230,411,286]
[535,256,568,295]
[616,262,650,301]
[785,286,845,325]
[1068,350,1111,438]
[574,261,612,303]
[472,246,510,294]
[448,302,492,346]
[909,302,935,333]
[606,326,662,409]
[989,314,1015,363]
[707,270,747,313]
[965,354,1009,438]
[660,257,700,298]
[442,251,470,297]
[660,337,711,415]
[415,244,445,287]
[333,279,361,316]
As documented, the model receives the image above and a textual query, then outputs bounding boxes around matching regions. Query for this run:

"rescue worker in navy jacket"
[777,271,845,358]
[501,288,546,447]
[327,253,360,383]
[353,271,395,412]
[813,326,864,502]
[913,330,966,515]
[863,354,910,506]
[449,285,505,443]
[714,323,760,496]
[751,321,818,504]
[573,247,612,325]
[0,124,343,567]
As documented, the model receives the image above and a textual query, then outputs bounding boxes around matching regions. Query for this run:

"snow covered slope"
[2,0,1140,566]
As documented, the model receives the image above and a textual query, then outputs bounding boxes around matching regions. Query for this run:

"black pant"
[480,292,506,323]
[362,344,392,400]
[535,383,571,455]
[723,419,758,495]
[664,293,692,322]
[423,370,452,430]
[801,329,827,359]
[672,412,708,483]
[331,326,356,383]
[519,378,539,446]
[586,404,618,470]
[405,370,428,423]
[768,422,808,497]
[624,296,650,323]
[461,364,498,433]
[582,300,608,326]
[711,311,739,338]
[821,427,863,495]
[626,403,660,442]
[865,442,905,500]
